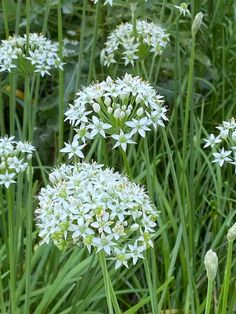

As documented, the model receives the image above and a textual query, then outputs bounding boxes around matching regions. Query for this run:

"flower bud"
[137,107,144,117]
[227,223,236,242]
[204,249,218,280]
[104,96,111,106]
[114,108,121,119]
[192,12,203,35]
[92,102,101,113]
[120,111,125,119]
[232,131,236,142]
[107,107,113,114]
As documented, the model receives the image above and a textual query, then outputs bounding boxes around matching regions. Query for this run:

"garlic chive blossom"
[63,74,168,153]
[204,117,236,172]
[0,33,63,76]
[0,136,34,188]
[36,162,158,269]
[101,20,169,67]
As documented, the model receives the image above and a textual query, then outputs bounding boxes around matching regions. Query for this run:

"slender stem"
[0,84,5,135]
[98,251,114,314]
[24,162,33,314]
[144,251,159,314]
[75,0,87,89]
[15,0,22,35]
[9,73,17,136]
[7,185,16,313]
[23,75,30,140]
[30,75,40,141]
[88,2,100,83]
[42,0,52,35]
[2,0,9,38]
[143,137,153,200]
[205,279,213,314]
[221,240,233,314]
[57,0,64,162]
[0,265,6,314]
[121,149,132,178]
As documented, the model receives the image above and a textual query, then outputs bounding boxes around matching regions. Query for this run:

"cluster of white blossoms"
[36,162,157,268]
[62,74,168,156]
[0,136,35,188]
[0,33,63,76]
[204,118,236,172]
[101,20,169,67]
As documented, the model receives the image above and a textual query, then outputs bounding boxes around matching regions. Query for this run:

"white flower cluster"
[204,118,236,172]
[101,20,169,67]
[0,33,63,76]
[0,136,35,188]
[36,162,157,269]
[62,74,168,156]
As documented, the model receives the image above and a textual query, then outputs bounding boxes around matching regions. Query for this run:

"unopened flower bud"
[114,108,121,119]
[192,12,203,35]
[204,249,218,280]
[137,107,144,117]
[227,223,236,242]
[104,96,111,106]
[92,102,101,113]
[130,223,139,231]
[120,111,125,119]
[232,131,236,142]
[107,107,113,114]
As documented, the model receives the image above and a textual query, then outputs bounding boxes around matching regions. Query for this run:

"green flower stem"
[144,251,159,314]
[0,265,6,314]
[7,185,16,313]
[2,0,9,38]
[24,162,33,314]
[221,240,233,314]
[57,0,64,162]
[22,75,30,140]
[15,0,22,35]
[75,0,87,89]
[30,74,41,141]
[143,137,153,200]
[42,0,52,35]
[9,73,17,136]
[88,2,100,83]
[0,85,5,136]
[205,279,213,314]
[98,251,114,314]
[121,149,132,178]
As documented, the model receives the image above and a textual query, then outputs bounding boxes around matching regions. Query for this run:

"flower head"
[101,20,169,67]
[0,136,34,188]
[36,162,157,268]
[204,118,236,172]
[0,33,63,76]
[64,74,168,152]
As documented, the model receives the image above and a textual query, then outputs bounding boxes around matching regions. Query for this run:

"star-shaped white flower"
[89,116,111,138]
[112,130,135,151]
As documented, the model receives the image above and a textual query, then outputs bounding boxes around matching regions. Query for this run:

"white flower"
[126,117,150,137]
[174,3,191,16]
[0,136,34,188]
[204,117,236,172]
[203,134,222,148]
[36,162,157,267]
[64,74,168,152]
[112,130,135,151]
[0,171,16,188]
[0,33,63,76]
[212,148,231,167]
[102,20,169,67]
[89,116,111,138]
[60,140,85,159]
